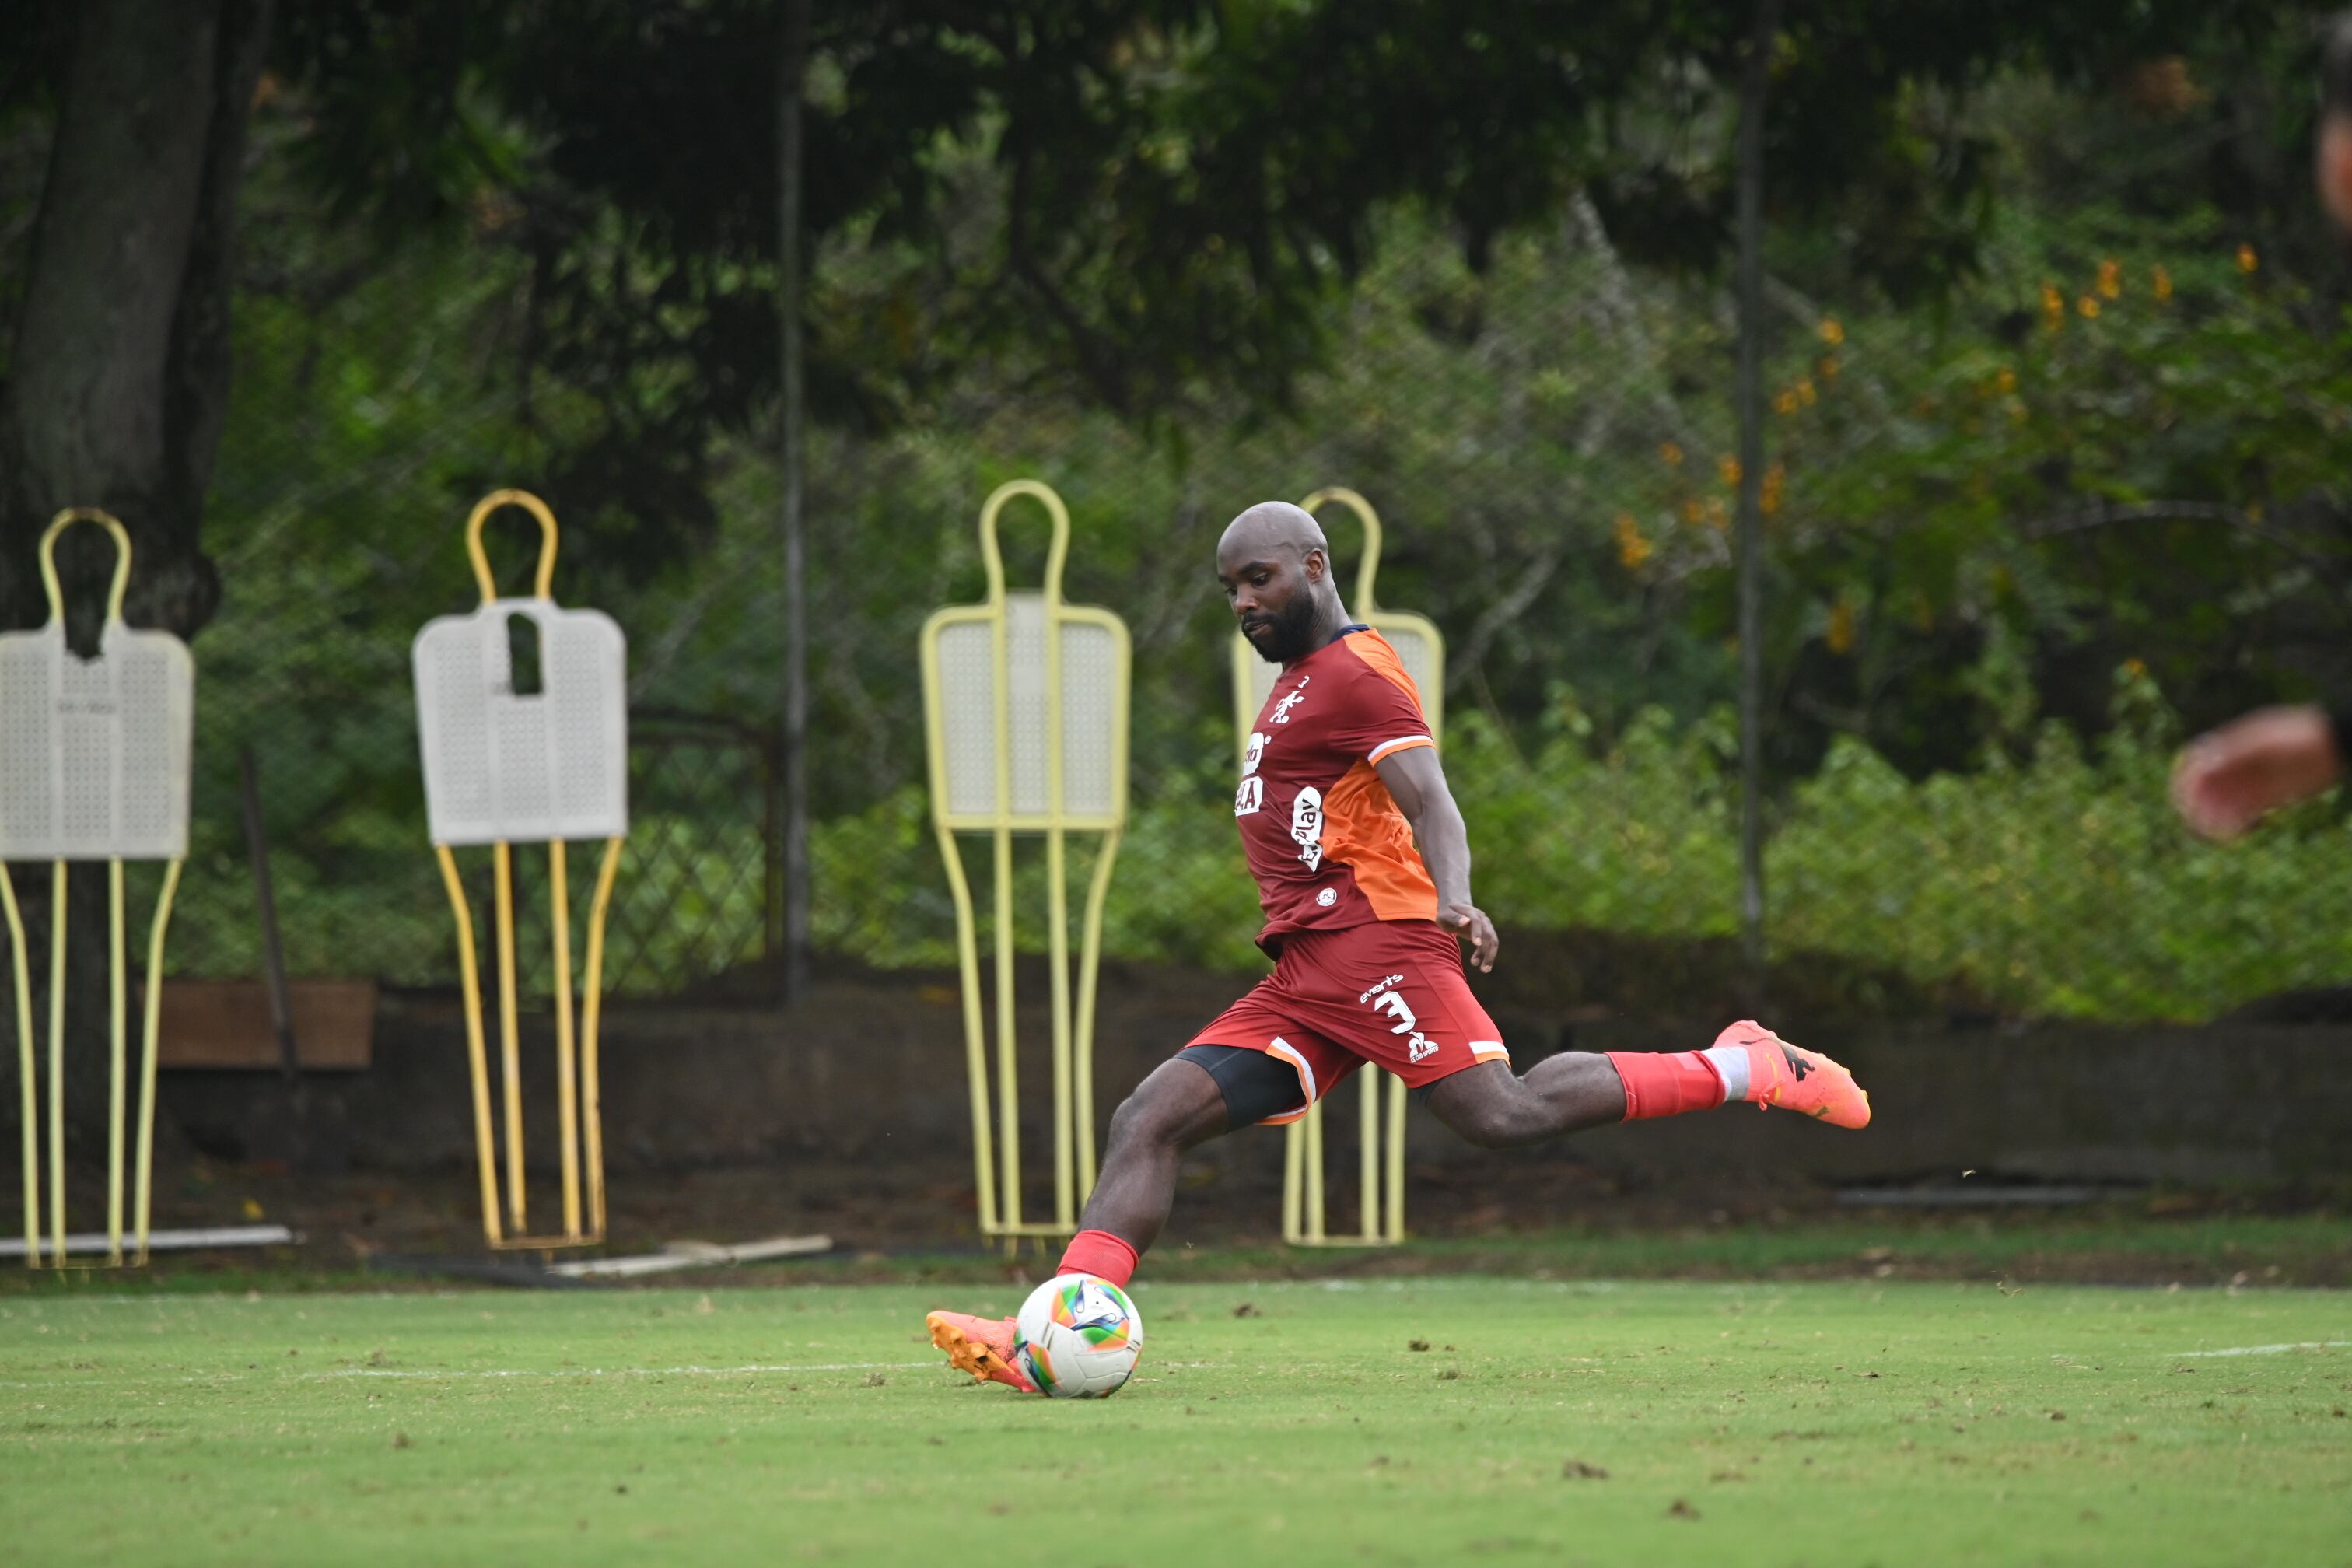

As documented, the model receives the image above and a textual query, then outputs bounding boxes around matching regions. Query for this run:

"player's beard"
[1241,593,1319,664]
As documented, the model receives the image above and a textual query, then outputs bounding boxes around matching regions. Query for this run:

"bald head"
[1218,501,1328,565]
[1217,500,1348,665]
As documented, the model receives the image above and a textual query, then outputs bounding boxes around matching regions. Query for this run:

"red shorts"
[1185,919,1510,1124]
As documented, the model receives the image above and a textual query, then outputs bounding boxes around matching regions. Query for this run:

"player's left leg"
[1276,920,1870,1143]
[1424,1019,1868,1147]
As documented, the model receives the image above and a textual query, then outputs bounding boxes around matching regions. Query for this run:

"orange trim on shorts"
[1258,1037,1319,1125]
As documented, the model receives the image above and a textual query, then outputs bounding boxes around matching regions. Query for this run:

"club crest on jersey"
[1269,674,1311,725]
[1290,785,1324,870]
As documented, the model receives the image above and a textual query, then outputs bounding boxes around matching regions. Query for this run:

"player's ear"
[1301,547,1325,584]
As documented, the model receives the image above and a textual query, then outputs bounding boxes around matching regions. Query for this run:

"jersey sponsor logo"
[1269,674,1311,725]
[1315,887,1338,908]
[1358,974,1405,1004]
[1234,775,1263,816]
[1290,785,1324,870]
[1243,731,1267,775]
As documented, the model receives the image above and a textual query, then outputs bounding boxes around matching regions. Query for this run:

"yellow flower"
[2123,657,2147,679]
[1719,455,1742,487]
[1826,599,1856,656]
[2153,265,2173,301]
[1996,367,2017,394]
[1613,513,1652,569]
[2042,282,2065,328]
[2237,243,2259,273]
[1679,498,1705,524]
[1658,440,1685,467]
[1817,355,1840,383]
[1797,377,1817,406]
[2097,259,2121,299]
[1759,462,1786,516]
[1818,317,1845,346]
[1703,496,1729,530]
[1773,387,1801,415]
[2077,296,2100,318]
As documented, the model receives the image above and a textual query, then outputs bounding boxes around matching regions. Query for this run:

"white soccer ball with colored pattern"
[1013,1273,1143,1398]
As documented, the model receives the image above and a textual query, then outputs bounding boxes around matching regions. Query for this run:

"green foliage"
[799,670,2352,1024]
[156,29,2352,1024]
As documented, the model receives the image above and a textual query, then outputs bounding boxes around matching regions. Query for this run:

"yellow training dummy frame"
[920,481,1131,1241]
[1,510,194,1268]
[1229,488,1445,1247]
[412,490,627,1250]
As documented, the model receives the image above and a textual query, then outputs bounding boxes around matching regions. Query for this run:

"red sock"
[1605,1051,1729,1122]
[1057,1229,1139,1288]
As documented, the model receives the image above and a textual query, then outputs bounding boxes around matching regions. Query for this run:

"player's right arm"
[2172,704,2344,839]
[1374,743,1500,972]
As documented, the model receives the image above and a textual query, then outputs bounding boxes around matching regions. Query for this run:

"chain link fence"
[170,145,2352,1027]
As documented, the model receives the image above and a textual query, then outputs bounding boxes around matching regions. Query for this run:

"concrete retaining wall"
[152,980,2352,1188]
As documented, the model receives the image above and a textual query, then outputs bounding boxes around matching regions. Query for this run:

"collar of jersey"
[1284,623,1371,673]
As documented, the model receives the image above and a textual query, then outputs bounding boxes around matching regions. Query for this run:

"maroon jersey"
[1234,627,1439,951]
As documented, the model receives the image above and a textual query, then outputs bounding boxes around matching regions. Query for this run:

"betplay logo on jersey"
[1290,786,1324,870]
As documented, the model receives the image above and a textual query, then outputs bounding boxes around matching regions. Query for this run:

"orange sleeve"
[1332,632,1433,763]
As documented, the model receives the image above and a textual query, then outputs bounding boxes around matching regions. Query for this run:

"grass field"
[5,1276,2350,1566]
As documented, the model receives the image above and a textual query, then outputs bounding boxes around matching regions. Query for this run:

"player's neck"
[1295,597,1356,661]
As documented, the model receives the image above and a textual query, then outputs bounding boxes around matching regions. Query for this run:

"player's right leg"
[926,1046,1293,1391]
[1070,1052,1240,1258]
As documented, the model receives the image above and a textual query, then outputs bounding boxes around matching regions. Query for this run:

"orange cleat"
[1714,1020,1871,1129]
[926,1310,1038,1393]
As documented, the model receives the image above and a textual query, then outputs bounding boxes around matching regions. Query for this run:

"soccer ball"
[1013,1273,1143,1398]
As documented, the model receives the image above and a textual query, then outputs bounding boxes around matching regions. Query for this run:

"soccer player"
[926,502,1871,1391]
[2172,15,2352,842]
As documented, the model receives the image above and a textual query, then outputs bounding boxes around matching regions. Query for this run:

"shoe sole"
[927,1313,1027,1389]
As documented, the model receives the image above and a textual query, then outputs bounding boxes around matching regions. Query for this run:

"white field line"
[0,1359,947,1390]
[316,1360,943,1380]
[0,1357,1257,1391]
[2172,1341,2350,1359]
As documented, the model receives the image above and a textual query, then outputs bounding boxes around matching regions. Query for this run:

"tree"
[0,0,275,1146]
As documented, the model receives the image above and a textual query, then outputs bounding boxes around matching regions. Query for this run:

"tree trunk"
[0,0,273,1164]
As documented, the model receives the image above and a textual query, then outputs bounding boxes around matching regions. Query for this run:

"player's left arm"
[1374,744,1500,972]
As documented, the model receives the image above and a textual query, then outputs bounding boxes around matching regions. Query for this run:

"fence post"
[776,0,814,1003]
[1734,0,1782,1001]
